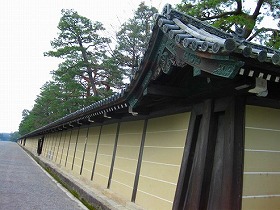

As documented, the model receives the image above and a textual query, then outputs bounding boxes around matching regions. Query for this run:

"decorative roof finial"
[162,4,172,18]
[234,25,245,39]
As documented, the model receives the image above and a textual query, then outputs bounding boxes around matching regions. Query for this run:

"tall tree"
[45,9,123,97]
[114,2,158,79]
[176,0,280,48]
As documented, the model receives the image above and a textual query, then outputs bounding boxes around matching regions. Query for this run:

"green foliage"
[19,5,159,135]
[45,9,124,97]
[114,2,158,79]
[176,0,280,49]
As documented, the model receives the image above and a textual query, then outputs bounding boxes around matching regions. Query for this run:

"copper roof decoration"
[21,4,280,138]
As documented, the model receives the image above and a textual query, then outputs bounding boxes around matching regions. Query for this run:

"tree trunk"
[77,37,99,96]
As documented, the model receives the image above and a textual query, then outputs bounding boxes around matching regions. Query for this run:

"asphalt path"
[0,141,88,210]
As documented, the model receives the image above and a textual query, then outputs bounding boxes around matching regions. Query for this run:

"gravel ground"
[0,141,88,210]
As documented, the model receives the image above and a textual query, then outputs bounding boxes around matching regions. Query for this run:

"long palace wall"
[21,105,280,210]
[22,112,191,210]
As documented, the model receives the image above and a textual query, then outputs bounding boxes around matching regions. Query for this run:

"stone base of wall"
[20,144,144,210]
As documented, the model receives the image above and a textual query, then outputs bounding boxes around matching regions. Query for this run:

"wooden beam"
[143,84,189,97]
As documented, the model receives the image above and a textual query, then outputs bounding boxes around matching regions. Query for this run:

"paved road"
[0,141,88,210]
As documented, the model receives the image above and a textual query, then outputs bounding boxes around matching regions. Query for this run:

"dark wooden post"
[72,127,81,170]
[65,129,73,167]
[80,125,90,175]
[55,131,63,162]
[91,125,103,180]
[59,132,67,165]
[131,119,148,202]
[107,122,121,189]
[173,96,245,210]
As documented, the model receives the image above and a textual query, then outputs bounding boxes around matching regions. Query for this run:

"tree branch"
[236,0,242,13]
[247,27,280,41]
[200,11,240,21]
[252,0,264,19]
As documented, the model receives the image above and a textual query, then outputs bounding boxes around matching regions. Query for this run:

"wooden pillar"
[80,125,90,175]
[72,127,81,170]
[59,131,67,165]
[107,122,121,189]
[131,119,148,202]
[65,129,73,167]
[173,96,245,210]
[91,125,103,180]
[55,131,63,162]
[52,133,59,160]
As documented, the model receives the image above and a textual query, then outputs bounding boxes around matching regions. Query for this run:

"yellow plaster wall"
[93,123,117,188]
[42,134,50,157]
[53,131,63,163]
[72,127,88,175]
[60,130,72,167]
[243,105,280,210]
[55,131,66,165]
[25,137,37,154]
[45,133,53,158]
[47,133,57,160]
[65,129,79,170]
[50,132,60,161]
[110,120,144,201]
[81,126,101,180]
[135,112,190,210]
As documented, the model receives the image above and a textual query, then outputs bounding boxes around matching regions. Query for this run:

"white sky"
[0,0,181,133]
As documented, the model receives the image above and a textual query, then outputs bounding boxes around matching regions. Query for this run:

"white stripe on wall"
[94,172,108,179]
[146,129,188,134]
[119,132,143,135]
[245,149,280,153]
[113,167,135,175]
[98,153,112,157]
[111,179,133,189]
[139,174,177,186]
[84,159,94,164]
[244,172,280,175]
[115,156,138,162]
[137,189,173,204]
[243,194,280,199]
[96,163,110,168]
[144,146,184,149]
[82,168,92,173]
[142,160,180,167]
[245,126,280,132]
[117,145,140,148]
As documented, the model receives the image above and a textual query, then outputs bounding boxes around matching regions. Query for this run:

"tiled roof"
[158,4,280,65]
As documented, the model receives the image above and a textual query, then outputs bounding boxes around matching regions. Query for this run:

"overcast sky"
[0,0,182,133]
